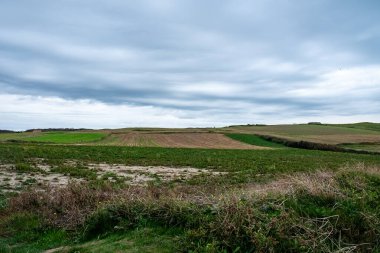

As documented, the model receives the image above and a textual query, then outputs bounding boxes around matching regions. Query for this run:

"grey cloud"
[0,0,380,129]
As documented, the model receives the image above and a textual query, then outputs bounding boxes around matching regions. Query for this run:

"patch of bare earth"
[0,160,226,191]
[115,132,269,149]
[90,163,226,184]
[0,164,76,192]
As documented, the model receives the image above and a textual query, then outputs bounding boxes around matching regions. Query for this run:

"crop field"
[1,125,380,252]
[0,131,107,144]
[227,123,380,146]
[106,132,268,149]
[331,122,380,132]
[340,143,380,152]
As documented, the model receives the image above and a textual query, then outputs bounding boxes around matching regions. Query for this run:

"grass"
[332,122,380,132]
[339,143,380,152]
[1,144,380,185]
[1,138,380,252]
[0,213,69,253]
[50,165,97,180]
[225,133,286,148]
[227,124,380,144]
[25,132,107,144]
[2,167,380,252]
[14,163,43,173]
[0,132,37,142]
[228,123,380,136]
[0,131,107,144]
[59,227,181,253]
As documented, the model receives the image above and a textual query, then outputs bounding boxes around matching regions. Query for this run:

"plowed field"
[114,132,268,149]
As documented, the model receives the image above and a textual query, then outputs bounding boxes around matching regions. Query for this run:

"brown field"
[109,132,268,149]
[290,134,380,145]
[227,124,380,144]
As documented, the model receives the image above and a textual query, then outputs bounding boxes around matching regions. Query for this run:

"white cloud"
[246,58,302,74]
[0,93,232,130]
[289,65,380,97]
[171,82,246,97]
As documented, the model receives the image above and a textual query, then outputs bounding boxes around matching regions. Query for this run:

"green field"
[0,131,107,144]
[1,125,380,252]
[0,144,379,176]
[26,132,107,143]
[225,133,286,148]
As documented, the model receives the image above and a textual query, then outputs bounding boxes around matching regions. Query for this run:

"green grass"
[14,163,44,173]
[225,133,286,148]
[25,132,107,144]
[2,142,380,252]
[0,213,69,253]
[1,143,380,185]
[4,170,379,252]
[60,227,181,253]
[50,165,97,180]
[0,131,107,144]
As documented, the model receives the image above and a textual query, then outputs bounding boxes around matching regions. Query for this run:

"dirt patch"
[89,163,226,184]
[0,161,227,191]
[114,132,269,149]
[0,164,75,192]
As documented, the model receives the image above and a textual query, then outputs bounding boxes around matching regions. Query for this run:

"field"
[227,123,380,145]
[339,143,380,152]
[0,132,107,144]
[106,132,267,149]
[1,124,380,252]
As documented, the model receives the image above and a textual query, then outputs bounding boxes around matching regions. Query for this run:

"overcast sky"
[1,0,379,130]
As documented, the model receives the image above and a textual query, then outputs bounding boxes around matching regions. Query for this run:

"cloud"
[289,65,380,98]
[0,0,380,129]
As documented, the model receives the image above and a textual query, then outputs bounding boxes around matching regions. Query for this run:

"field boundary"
[258,134,380,155]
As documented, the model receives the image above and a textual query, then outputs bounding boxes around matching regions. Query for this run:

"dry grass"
[7,164,376,230]
[340,162,380,176]
[3,164,380,252]
[229,124,380,145]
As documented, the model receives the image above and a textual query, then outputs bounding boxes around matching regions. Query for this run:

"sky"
[1,0,380,130]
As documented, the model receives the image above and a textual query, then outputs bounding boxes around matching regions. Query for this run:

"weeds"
[50,165,97,180]
[2,165,380,252]
[1,144,380,185]
[14,163,44,174]
[2,142,380,252]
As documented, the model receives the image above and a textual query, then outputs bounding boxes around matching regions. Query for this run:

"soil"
[116,132,269,149]
[0,161,226,191]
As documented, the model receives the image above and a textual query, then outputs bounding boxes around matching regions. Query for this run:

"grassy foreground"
[1,143,380,252]
[1,144,380,181]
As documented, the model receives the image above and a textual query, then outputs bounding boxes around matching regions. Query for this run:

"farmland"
[1,124,380,252]
[0,131,107,144]
[227,123,380,145]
